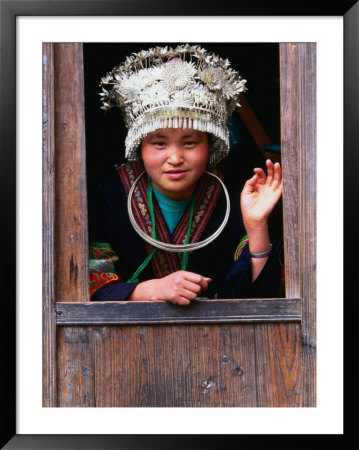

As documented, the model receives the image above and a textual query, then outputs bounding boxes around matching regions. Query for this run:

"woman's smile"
[141,128,209,200]
[164,169,189,180]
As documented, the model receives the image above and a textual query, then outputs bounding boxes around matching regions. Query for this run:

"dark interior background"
[83,42,280,185]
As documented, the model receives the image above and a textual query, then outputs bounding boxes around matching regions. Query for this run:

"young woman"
[88,44,283,305]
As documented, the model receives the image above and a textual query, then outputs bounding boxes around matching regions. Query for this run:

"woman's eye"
[184,141,196,147]
[153,142,166,147]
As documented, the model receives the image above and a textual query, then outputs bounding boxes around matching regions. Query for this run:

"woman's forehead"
[145,129,206,139]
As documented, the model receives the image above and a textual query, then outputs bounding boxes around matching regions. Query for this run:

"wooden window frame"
[43,42,315,328]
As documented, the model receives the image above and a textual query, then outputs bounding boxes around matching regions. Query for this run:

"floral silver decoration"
[99,44,247,165]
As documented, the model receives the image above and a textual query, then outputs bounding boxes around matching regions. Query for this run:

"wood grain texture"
[298,43,317,407]
[42,43,57,407]
[55,298,302,325]
[54,43,89,302]
[254,323,301,407]
[57,324,258,407]
[280,43,300,299]
[57,327,95,407]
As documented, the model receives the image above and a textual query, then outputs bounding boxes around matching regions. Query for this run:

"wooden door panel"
[57,324,259,407]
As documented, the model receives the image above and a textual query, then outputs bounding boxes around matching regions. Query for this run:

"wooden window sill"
[56,298,301,325]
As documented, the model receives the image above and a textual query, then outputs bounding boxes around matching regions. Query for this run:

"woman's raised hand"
[240,159,283,229]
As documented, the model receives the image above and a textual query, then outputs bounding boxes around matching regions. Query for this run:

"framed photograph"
[2,0,355,448]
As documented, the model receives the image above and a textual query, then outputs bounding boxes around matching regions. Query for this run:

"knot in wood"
[221,354,231,365]
[201,377,216,393]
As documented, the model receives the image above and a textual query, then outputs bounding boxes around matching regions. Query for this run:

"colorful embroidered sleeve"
[233,234,249,261]
[227,233,285,298]
[89,242,121,298]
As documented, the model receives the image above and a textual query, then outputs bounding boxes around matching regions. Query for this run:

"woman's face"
[141,128,209,200]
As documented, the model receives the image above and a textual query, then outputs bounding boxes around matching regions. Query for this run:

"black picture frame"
[1,1,356,448]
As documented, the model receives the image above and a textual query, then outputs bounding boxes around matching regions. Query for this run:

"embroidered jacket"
[88,162,283,300]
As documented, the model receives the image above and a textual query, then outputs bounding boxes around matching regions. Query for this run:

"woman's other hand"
[128,271,212,306]
[240,159,283,282]
[240,159,283,230]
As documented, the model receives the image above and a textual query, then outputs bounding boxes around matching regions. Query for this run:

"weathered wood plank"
[192,324,257,407]
[42,43,57,407]
[92,326,132,407]
[90,324,257,407]
[54,43,89,302]
[280,43,300,299]
[57,326,95,407]
[56,321,304,407]
[255,323,302,407]
[298,43,317,407]
[55,298,302,325]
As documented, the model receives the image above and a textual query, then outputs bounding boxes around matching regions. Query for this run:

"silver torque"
[127,171,230,253]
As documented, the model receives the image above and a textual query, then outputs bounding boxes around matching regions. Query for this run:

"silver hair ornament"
[99,44,247,166]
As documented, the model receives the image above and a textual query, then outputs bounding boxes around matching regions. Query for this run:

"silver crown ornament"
[99,44,247,166]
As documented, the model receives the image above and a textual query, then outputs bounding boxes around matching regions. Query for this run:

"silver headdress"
[99,44,247,166]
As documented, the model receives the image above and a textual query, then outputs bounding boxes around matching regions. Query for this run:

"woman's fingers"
[256,160,282,190]
[167,271,212,305]
[253,168,266,185]
[183,273,212,292]
[201,277,212,290]
[272,162,282,189]
[266,159,283,189]
[182,280,203,295]
[243,162,281,195]
[241,174,259,196]
[172,297,191,306]
[265,159,275,185]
